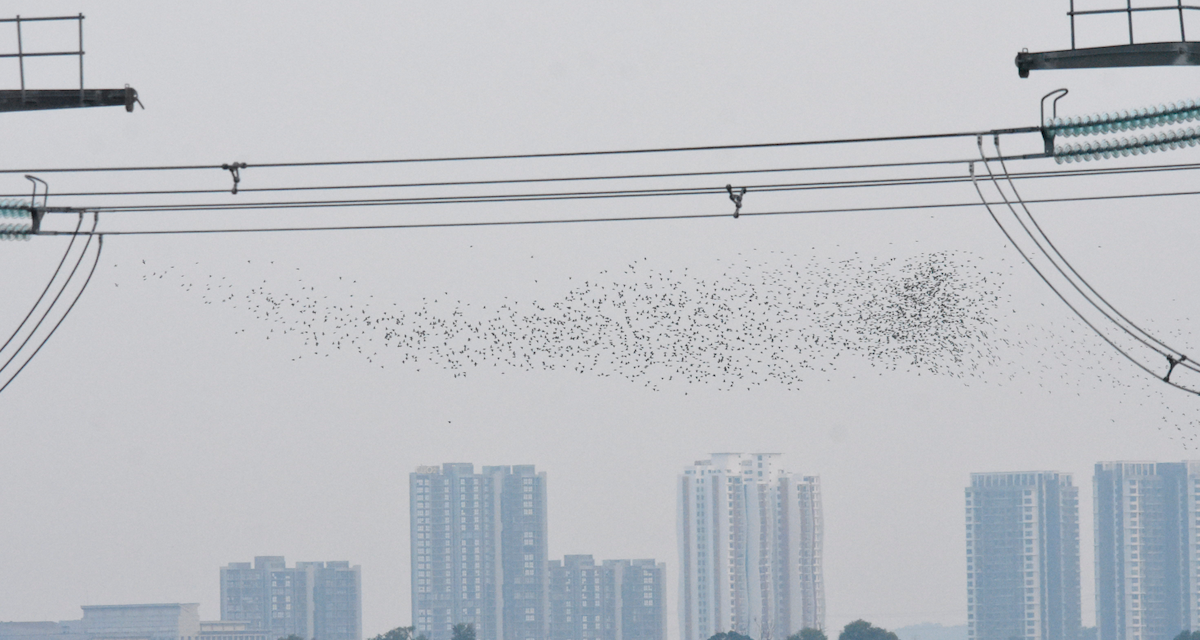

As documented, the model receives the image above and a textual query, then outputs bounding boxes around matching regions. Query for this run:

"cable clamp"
[221,162,247,195]
[25,175,48,234]
[726,184,746,219]
[1165,354,1188,383]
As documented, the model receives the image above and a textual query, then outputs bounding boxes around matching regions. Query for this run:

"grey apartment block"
[677,454,824,640]
[609,559,667,640]
[410,464,548,640]
[549,556,619,640]
[1095,462,1200,640]
[501,466,549,640]
[304,561,363,640]
[966,472,1081,640]
[220,556,361,640]
[547,556,666,640]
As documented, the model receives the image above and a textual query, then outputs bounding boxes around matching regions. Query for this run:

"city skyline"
[18,458,1200,640]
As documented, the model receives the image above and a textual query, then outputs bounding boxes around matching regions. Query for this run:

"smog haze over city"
[3,4,1200,640]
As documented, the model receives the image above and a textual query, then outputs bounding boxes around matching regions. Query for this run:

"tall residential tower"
[1095,462,1200,640]
[411,464,548,640]
[966,472,1080,640]
[677,453,824,640]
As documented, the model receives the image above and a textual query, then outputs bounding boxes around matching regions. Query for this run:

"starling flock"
[132,249,1200,445]
[137,251,1014,387]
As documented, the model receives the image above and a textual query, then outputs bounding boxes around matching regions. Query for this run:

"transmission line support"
[0,86,140,113]
[1016,2,1200,77]
[1017,42,1200,77]
[0,15,142,113]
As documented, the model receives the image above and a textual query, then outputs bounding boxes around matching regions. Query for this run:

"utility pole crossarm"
[1017,42,1200,77]
[0,14,142,114]
[0,86,139,112]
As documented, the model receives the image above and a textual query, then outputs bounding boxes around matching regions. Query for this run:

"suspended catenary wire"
[0,126,1043,175]
[971,135,1200,396]
[0,213,103,395]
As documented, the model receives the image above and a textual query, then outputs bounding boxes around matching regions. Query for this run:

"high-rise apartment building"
[609,560,667,640]
[966,472,1081,640]
[549,556,618,640]
[546,556,666,640]
[1095,462,1200,640]
[410,464,548,640]
[220,557,362,640]
[310,562,363,640]
[677,453,824,640]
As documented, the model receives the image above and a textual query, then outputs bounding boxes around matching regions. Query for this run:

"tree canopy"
[707,632,755,640]
[838,620,898,640]
[452,624,476,640]
[1172,631,1200,640]
[368,627,427,640]
[788,628,828,640]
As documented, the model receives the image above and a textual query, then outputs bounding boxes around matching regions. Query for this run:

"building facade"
[410,464,548,640]
[609,560,667,640]
[220,557,361,640]
[1095,462,1200,640]
[677,453,824,640]
[966,472,1081,640]
[0,604,256,640]
[308,561,363,640]
[546,556,666,640]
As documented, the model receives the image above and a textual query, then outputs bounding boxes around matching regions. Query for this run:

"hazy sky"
[3,1,1200,638]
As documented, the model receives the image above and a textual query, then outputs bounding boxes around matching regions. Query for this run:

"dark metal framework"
[1016,1,1200,76]
[0,14,139,112]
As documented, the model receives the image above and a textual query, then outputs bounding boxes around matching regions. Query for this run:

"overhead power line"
[0,126,1044,175]
[12,158,1200,200]
[39,185,1200,235]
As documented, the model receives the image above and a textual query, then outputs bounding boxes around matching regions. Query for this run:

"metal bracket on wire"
[726,184,746,218]
[1040,88,1069,155]
[222,162,247,195]
[25,174,47,233]
[1166,354,1189,382]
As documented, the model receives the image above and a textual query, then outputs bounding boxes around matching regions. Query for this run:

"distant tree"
[1080,628,1097,640]
[279,635,305,640]
[839,621,898,640]
[707,632,755,640]
[368,628,418,640]
[788,629,828,640]
[1171,631,1200,640]
[452,624,476,640]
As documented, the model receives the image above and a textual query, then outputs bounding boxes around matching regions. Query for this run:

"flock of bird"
[130,248,1200,443]
[134,250,1014,387]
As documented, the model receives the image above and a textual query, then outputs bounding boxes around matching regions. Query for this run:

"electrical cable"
[988,135,1195,374]
[993,137,1200,381]
[973,143,1198,396]
[0,213,99,388]
[38,183,1200,235]
[12,157,1200,201]
[0,231,103,395]
[0,126,1043,175]
[85,179,962,212]
[0,212,85,356]
[981,139,1171,361]
[61,177,1200,215]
